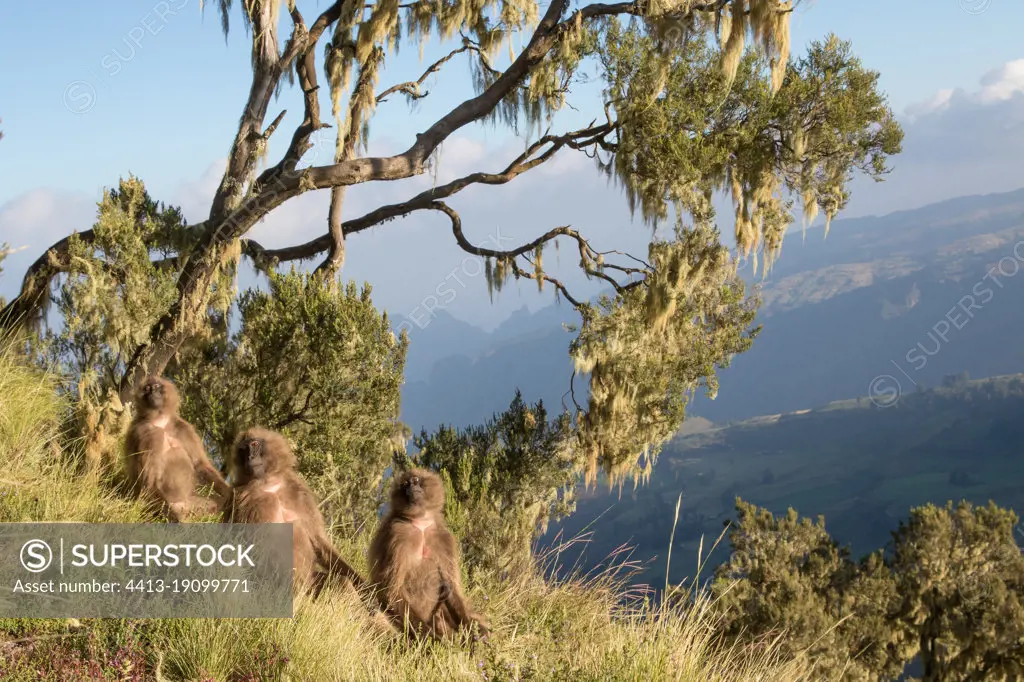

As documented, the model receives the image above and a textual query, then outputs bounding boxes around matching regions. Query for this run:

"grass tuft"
[0,345,812,681]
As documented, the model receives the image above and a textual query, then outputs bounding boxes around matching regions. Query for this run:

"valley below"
[542,374,1024,590]
[397,187,1024,590]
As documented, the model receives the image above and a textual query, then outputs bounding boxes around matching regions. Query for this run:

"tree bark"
[6,0,699,399]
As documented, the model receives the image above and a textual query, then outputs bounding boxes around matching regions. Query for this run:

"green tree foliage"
[890,501,1024,681]
[173,270,409,534]
[2,0,903,489]
[33,177,209,469]
[42,181,186,380]
[710,499,908,681]
[601,28,901,261]
[568,31,899,485]
[570,226,759,485]
[400,390,579,578]
[711,499,1024,681]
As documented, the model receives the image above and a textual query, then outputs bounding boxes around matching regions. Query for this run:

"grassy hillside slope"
[0,350,810,681]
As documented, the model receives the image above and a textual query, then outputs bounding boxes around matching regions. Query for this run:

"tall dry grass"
[0,345,812,681]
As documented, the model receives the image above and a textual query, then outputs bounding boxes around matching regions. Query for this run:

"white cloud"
[432,137,490,182]
[905,59,1024,117]
[978,59,1024,104]
[0,188,98,297]
[841,58,1024,218]
[904,88,954,121]
[172,159,227,223]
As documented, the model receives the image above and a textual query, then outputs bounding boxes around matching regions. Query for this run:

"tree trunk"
[118,230,237,402]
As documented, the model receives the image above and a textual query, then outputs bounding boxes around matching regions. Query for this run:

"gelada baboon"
[368,468,490,639]
[124,375,231,521]
[223,427,365,595]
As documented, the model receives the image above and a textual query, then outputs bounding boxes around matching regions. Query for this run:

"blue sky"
[0,0,1021,203]
[2,0,1023,331]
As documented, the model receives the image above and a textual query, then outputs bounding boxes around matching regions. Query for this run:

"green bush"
[404,390,580,579]
[173,270,408,535]
[0,350,812,681]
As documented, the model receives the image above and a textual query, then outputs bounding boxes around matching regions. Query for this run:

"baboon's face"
[236,435,268,479]
[394,468,443,514]
[139,378,166,411]
[401,472,426,504]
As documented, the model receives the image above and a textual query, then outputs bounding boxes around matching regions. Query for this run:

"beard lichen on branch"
[601,16,901,278]
[1,0,903,492]
[569,225,759,487]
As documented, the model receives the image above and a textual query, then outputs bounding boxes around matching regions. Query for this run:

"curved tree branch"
[428,200,645,306]
[12,0,708,395]
[376,41,479,104]
[434,200,585,308]
[0,213,214,331]
[0,232,92,329]
[241,121,617,268]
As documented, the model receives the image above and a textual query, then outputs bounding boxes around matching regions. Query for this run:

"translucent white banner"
[0,523,294,618]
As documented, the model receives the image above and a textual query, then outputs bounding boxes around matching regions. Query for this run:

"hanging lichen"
[201,0,284,68]
[325,0,363,125]
[534,244,545,292]
[720,1,747,88]
[165,0,901,492]
[336,46,385,159]
[602,24,901,283]
[570,226,758,487]
[485,257,495,302]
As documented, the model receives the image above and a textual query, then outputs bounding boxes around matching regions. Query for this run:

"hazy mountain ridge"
[699,208,1024,422]
[399,187,1024,433]
[397,187,1024,594]
[755,188,1024,316]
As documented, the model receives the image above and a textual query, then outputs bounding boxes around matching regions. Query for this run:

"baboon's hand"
[472,612,491,636]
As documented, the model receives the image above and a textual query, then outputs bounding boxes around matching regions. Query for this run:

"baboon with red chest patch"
[124,375,230,521]
[223,427,365,595]
[368,467,489,639]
